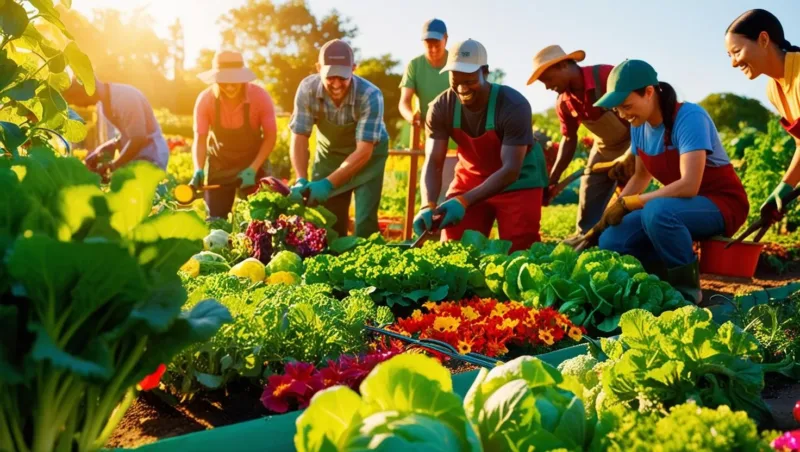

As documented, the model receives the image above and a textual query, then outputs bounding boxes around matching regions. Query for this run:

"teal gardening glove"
[237,167,257,189]
[189,169,204,188]
[289,178,309,203]
[761,181,795,215]
[305,178,334,206]
[413,202,437,236]
[435,196,467,229]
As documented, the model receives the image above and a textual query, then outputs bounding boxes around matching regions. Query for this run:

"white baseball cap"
[440,39,488,74]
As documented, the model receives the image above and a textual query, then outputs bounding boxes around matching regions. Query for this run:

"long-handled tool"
[410,216,444,248]
[726,187,800,249]
[173,176,292,205]
[547,160,622,204]
[366,325,499,369]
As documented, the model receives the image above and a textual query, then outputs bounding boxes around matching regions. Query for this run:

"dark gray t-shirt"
[426,85,534,148]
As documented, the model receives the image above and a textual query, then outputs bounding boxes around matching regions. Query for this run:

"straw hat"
[526,45,586,85]
[198,50,257,84]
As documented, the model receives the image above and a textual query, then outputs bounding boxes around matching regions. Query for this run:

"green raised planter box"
[121,343,590,452]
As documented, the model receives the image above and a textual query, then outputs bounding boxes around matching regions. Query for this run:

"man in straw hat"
[191,49,277,218]
[528,45,635,235]
[413,39,548,252]
[63,77,170,175]
[288,39,390,238]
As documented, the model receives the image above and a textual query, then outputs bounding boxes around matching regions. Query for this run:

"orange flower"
[496,318,520,331]
[568,326,583,342]
[433,316,460,333]
[555,314,570,329]
[457,339,473,354]
[538,328,555,346]
[460,306,480,321]
[507,301,524,310]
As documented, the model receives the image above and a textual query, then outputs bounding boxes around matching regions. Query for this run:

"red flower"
[138,363,167,391]
[261,374,308,413]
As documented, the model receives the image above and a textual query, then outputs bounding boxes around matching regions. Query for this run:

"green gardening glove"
[306,178,334,206]
[189,169,204,189]
[237,167,257,189]
[289,178,309,203]
[760,182,794,217]
[435,196,467,229]
[413,204,436,236]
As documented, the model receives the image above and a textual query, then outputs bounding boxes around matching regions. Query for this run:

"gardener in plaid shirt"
[289,39,390,238]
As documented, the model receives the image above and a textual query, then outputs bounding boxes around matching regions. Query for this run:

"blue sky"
[74,0,798,113]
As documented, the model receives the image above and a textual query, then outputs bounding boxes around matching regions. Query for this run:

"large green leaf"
[0,50,18,91]
[57,184,102,238]
[60,108,87,141]
[29,323,114,381]
[0,120,26,150]
[1,79,37,101]
[63,41,94,95]
[474,379,538,451]
[618,309,657,350]
[39,13,73,40]
[714,321,761,359]
[0,0,29,38]
[343,411,474,452]
[106,162,167,236]
[38,86,67,122]
[27,0,58,17]
[295,386,363,452]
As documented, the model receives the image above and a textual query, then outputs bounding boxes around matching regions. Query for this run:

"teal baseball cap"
[594,59,659,109]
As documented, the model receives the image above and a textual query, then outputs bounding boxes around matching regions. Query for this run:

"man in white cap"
[527,45,633,235]
[413,39,548,252]
[191,49,277,218]
[288,39,389,238]
[63,77,170,175]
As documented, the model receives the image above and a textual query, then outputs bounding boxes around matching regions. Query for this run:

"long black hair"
[634,82,679,134]
[727,9,800,53]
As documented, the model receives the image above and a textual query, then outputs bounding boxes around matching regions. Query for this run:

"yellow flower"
[539,328,555,346]
[491,303,510,318]
[411,309,423,320]
[497,318,520,331]
[457,339,473,355]
[555,314,570,329]
[422,301,438,311]
[568,326,583,342]
[507,301,524,309]
[433,316,460,333]
[460,306,480,321]
[524,309,540,327]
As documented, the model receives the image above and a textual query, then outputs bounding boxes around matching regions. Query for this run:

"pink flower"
[260,374,307,413]
[772,430,800,451]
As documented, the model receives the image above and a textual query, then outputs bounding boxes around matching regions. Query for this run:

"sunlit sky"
[72,0,798,114]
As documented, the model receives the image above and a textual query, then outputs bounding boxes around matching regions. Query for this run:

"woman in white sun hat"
[192,49,278,218]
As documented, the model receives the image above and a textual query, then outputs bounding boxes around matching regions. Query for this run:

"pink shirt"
[193,83,277,136]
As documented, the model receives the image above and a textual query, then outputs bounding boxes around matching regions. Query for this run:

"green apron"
[311,100,388,238]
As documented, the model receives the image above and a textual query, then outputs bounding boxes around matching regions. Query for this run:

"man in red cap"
[414,39,548,252]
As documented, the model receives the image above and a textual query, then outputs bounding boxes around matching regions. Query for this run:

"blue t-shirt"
[630,102,730,167]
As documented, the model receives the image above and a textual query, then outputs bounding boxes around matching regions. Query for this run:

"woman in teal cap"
[590,59,749,304]
[725,9,800,227]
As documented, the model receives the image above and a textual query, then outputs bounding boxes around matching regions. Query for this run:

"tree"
[218,0,357,113]
[698,92,773,133]
[487,67,506,85]
[354,54,403,142]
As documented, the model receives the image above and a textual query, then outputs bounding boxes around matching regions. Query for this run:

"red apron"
[442,84,544,251]
[776,84,800,139]
[637,103,749,237]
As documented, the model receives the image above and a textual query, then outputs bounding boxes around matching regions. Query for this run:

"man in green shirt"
[399,18,450,128]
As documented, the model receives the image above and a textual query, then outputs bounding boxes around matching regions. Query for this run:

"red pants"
[441,188,543,252]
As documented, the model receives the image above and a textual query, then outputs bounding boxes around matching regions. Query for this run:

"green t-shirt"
[399,53,450,118]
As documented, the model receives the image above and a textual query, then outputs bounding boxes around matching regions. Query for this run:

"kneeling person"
[415,39,548,252]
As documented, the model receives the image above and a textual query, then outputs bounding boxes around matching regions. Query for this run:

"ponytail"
[633,81,678,134]
[727,9,798,53]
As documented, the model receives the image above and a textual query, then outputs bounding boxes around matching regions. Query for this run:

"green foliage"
[0,153,230,452]
[0,0,95,156]
[698,92,772,133]
[167,282,392,397]
[599,306,775,425]
[730,288,800,364]
[303,241,480,307]
[295,354,481,452]
[592,402,777,452]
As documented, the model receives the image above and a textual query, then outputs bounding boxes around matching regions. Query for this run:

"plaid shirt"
[289,74,388,143]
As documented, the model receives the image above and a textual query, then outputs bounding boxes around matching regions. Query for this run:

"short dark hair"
[727,9,800,53]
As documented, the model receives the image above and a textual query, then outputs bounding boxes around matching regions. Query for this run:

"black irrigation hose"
[366,325,501,369]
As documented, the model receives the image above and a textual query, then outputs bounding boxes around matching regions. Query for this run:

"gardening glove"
[189,169,205,189]
[288,178,309,203]
[760,182,794,220]
[599,194,644,228]
[435,196,467,229]
[85,138,118,169]
[592,151,636,182]
[305,178,334,206]
[413,203,436,236]
[237,167,257,189]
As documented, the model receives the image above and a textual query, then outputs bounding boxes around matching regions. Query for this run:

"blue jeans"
[598,196,725,268]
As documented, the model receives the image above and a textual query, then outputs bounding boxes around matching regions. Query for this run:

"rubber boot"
[666,259,702,305]
[641,259,669,281]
